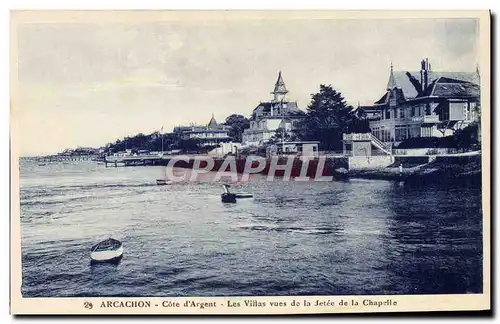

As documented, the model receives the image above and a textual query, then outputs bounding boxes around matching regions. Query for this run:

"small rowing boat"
[235,192,253,199]
[90,238,123,263]
[221,184,253,203]
[156,179,173,185]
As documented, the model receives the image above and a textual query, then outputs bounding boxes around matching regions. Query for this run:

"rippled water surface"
[19,160,483,297]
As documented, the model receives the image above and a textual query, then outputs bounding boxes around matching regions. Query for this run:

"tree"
[224,114,250,142]
[270,126,295,144]
[177,138,202,152]
[295,85,360,151]
[454,124,480,150]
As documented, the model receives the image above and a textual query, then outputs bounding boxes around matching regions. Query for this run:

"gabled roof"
[385,71,479,99]
[272,71,288,94]
[416,77,480,99]
[376,70,479,104]
[375,88,407,106]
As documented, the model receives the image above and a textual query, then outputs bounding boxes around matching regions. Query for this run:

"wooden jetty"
[31,154,101,163]
[104,155,165,167]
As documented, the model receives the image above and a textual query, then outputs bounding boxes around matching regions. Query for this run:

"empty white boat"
[156,179,173,185]
[90,238,123,262]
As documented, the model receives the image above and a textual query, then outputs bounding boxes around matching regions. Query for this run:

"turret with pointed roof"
[271,71,289,101]
[387,63,398,90]
[207,113,218,129]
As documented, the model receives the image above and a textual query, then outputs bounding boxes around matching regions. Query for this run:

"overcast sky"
[14,16,479,156]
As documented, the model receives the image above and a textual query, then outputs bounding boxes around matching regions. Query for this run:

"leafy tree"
[224,114,250,142]
[454,124,480,149]
[270,126,295,144]
[105,132,182,153]
[177,138,202,152]
[295,85,364,151]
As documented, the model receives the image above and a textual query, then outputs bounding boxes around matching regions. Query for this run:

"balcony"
[342,133,371,141]
[411,115,440,123]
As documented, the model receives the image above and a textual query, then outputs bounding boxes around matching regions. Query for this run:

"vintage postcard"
[10,10,490,315]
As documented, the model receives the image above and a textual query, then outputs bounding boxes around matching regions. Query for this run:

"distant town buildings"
[58,147,103,156]
[360,59,480,145]
[242,71,305,146]
[173,114,231,147]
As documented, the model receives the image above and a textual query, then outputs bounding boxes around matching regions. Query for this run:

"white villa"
[173,114,231,147]
[242,71,305,146]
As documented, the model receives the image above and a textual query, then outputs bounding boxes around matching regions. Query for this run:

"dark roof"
[272,71,288,94]
[375,92,388,105]
[416,77,480,99]
[252,101,301,115]
[207,114,218,128]
[384,71,479,99]
[374,88,407,106]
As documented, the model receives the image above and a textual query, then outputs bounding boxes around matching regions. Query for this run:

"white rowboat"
[90,238,123,262]
[156,179,173,185]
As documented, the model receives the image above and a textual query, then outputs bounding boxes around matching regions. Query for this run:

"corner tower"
[271,71,289,102]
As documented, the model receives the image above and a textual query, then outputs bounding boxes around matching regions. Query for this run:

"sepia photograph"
[10,10,490,314]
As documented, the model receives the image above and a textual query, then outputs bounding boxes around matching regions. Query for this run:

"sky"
[13,15,480,156]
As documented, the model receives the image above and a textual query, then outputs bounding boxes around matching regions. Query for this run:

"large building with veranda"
[358,59,480,146]
[242,71,305,147]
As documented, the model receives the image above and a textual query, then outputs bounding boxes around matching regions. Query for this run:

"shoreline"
[345,156,482,186]
[26,153,483,186]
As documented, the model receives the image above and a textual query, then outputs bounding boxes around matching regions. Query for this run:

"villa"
[173,114,231,147]
[360,59,480,145]
[242,71,305,146]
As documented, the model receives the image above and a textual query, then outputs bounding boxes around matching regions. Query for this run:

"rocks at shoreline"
[346,155,482,186]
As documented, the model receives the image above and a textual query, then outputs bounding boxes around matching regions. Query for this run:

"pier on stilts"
[104,155,166,167]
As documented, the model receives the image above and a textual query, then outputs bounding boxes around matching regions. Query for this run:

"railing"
[342,133,371,141]
[393,148,476,156]
[411,115,440,123]
[368,134,392,155]
[342,133,392,155]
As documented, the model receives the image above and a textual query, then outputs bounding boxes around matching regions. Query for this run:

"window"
[399,108,405,119]
[421,127,433,137]
[411,107,415,117]
[470,102,477,121]
[410,127,420,138]
[442,103,450,121]
[385,110,390,120]
[395,126,409,141]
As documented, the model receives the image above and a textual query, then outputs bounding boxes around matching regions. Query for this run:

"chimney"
[424,58,429,90]
[420,58,429,92]
[420,59,425,92]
